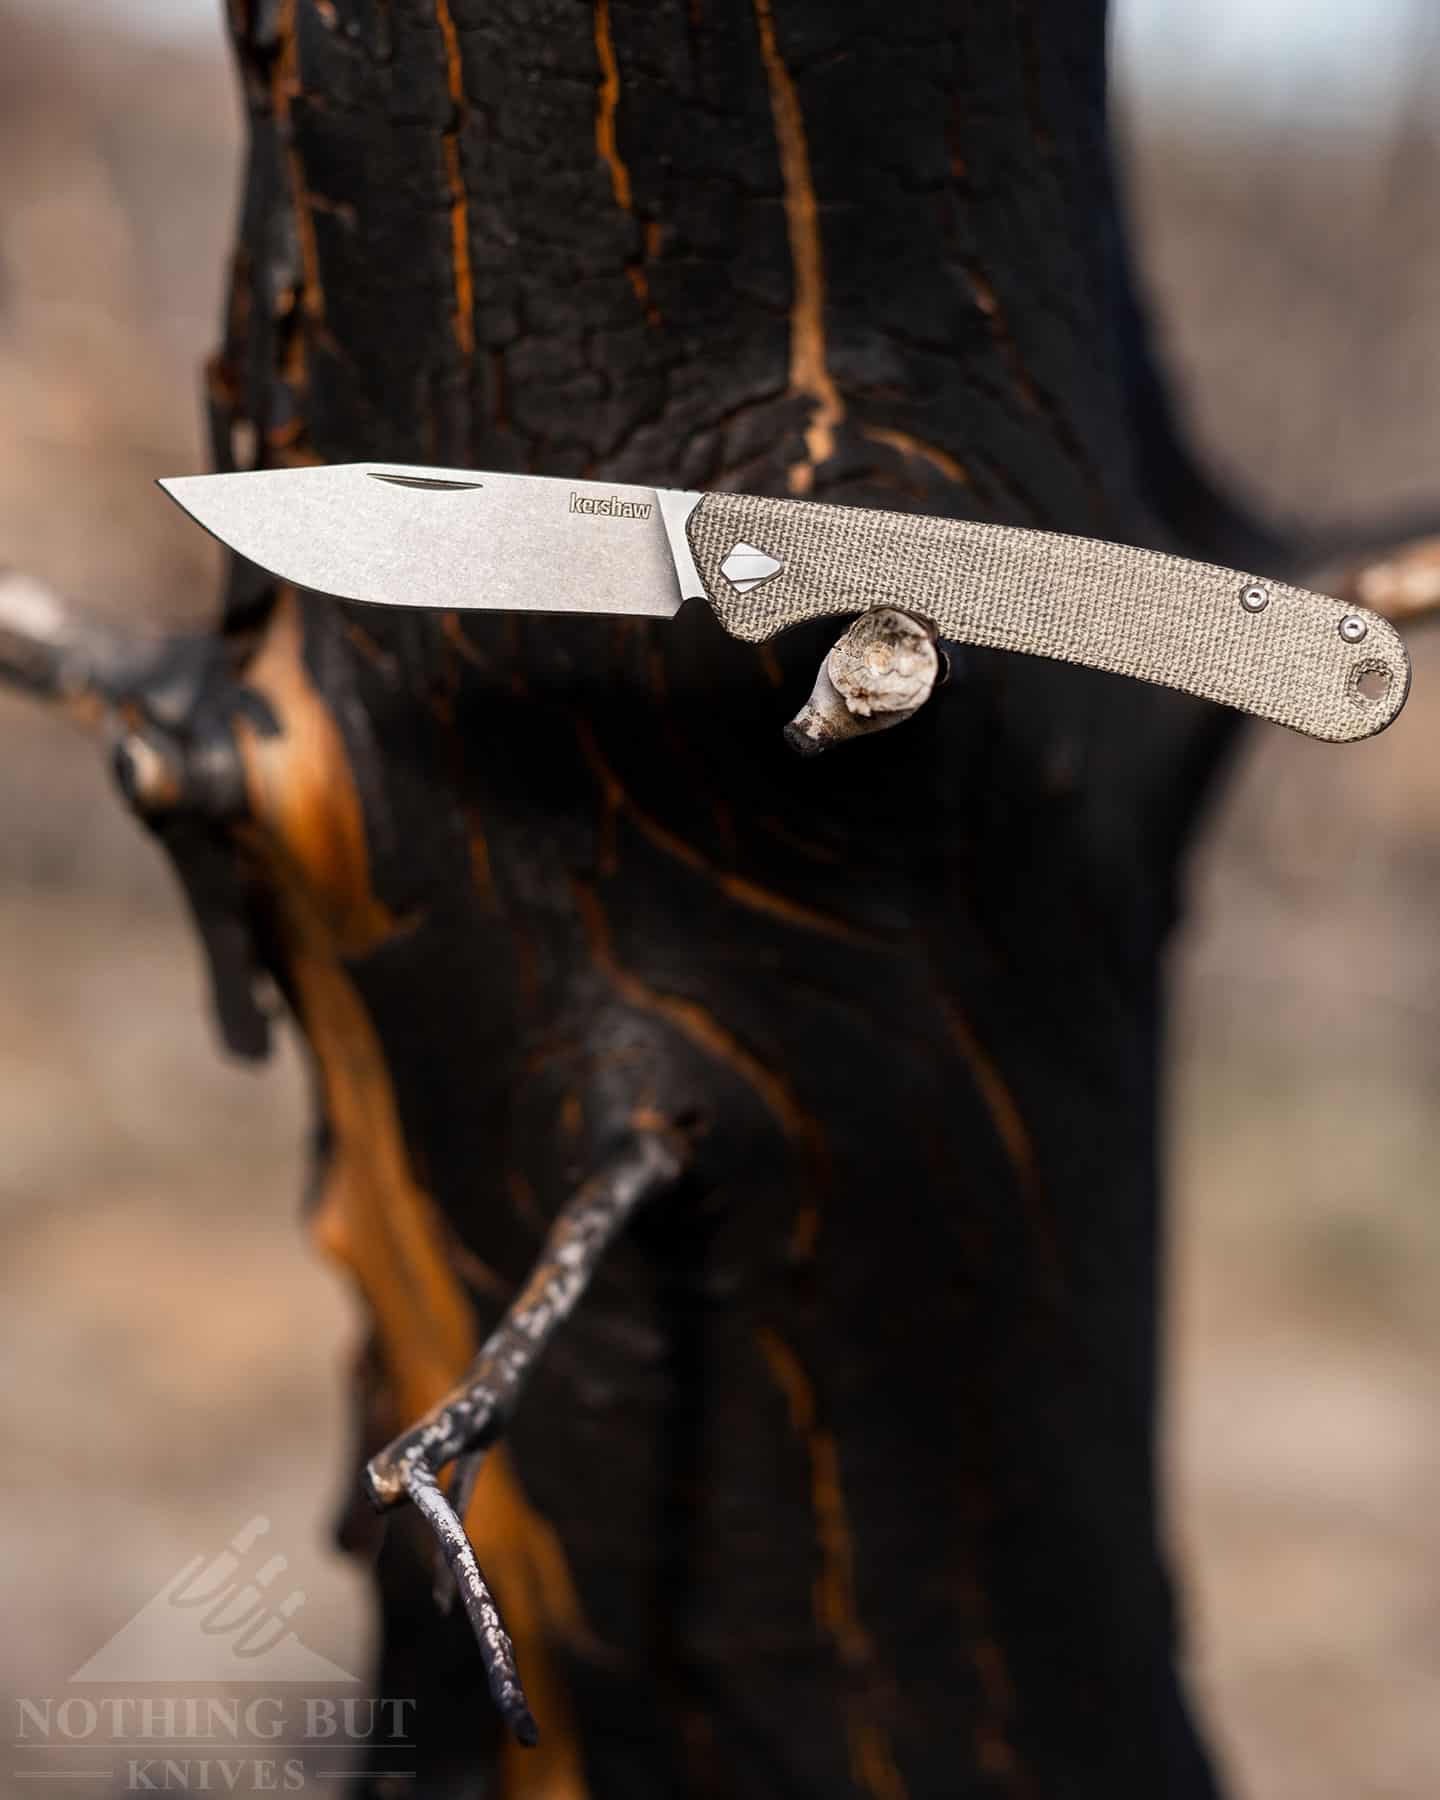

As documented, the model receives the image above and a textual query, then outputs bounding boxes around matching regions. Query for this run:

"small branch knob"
[784,607,943,756]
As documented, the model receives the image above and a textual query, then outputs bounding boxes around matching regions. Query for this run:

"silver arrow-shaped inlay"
[720,542,784,594]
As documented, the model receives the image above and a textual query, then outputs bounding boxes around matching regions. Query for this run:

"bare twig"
[365,1120,692,1743]
[785,606,944,755]
[432,1450,486,1612]
[403,1460,539,1745]
[0,568,152,713]
[1332,534,1440,627]
[0,569,276,1058]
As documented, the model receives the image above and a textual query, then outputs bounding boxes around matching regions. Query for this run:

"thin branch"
[1328,533,1440,627]
[0,569,275,1056]
[0,568,148,713]
[365,1119,692,1743]
[403,1460,539,1746]
[431,1451,485,1613]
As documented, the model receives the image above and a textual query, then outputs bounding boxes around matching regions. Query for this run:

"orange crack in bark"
[576,719,887,948]
[272,0,324,330]
[751,0,844,495]
[935,993,1036,1197]
[936,991,1060,1291]
[755,1328,909,1800]
[234,593,590,1799]
[625,263,661,326]
[964,268,1040,416]
[435,0,476,359]
[573,878,831,1259]
[593,0,634,212]
[863,427,971,489]
[594,4,663,324]
[970,1637,1025,1783]
[433,616,497,904]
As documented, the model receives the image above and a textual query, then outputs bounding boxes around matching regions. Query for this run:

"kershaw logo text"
[568,491,652,520]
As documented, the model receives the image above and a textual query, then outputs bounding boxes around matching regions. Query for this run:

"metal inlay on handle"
[720,542,786,594]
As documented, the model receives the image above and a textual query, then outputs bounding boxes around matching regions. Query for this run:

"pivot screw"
[1240,583,1270,613]
[1339,614,1369,644]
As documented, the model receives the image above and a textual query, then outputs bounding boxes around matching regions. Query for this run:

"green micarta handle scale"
[686,490,1408,743]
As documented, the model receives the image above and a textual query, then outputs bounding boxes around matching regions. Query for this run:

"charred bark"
[205,2,1240,1794]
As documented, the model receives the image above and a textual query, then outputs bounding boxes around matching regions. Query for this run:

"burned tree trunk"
[190,1,1260,1793]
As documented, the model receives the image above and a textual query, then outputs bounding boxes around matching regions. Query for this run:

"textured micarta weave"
[688,492,1409,742]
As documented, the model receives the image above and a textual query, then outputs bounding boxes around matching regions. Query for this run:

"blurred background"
[0,2,1436,1795]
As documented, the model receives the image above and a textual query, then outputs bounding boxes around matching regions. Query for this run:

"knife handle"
[684,491,1408,743]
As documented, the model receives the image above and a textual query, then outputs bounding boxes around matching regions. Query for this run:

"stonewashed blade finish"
[159,463,1411,744]
[161,464,691,621]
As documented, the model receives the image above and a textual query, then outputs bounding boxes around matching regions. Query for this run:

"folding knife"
[159,464,1409,743]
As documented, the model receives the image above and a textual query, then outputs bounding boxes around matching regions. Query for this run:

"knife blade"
[159,463,1409,743]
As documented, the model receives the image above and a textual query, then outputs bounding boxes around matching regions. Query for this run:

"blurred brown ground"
[0,7,1437,1797]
